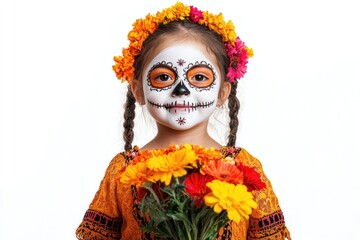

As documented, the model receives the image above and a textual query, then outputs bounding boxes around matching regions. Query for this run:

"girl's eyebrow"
[189,63,212,69]
[187,63,215,73]
[150,63,178,75]
[152,63,175,71]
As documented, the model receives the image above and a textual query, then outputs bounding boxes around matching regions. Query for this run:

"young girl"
[76,2,291,239]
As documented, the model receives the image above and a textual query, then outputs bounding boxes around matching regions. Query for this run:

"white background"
[1,0,360,239]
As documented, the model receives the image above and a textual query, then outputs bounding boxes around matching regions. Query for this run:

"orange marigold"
[201,161,244,184]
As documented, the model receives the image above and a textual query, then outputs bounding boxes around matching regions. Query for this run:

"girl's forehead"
[155,45,210,60]
[145,41,218,69]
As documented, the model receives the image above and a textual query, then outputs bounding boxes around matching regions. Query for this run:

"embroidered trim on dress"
[76,209,122,239]
[82,209,122,233]
[248,210,289,239]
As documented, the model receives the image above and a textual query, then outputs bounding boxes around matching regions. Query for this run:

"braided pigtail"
[227,81,240,147]
[123,85,136,151]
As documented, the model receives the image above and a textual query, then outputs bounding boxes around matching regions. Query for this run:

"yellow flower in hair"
[224,21,237,43]
[246,46,254,58]
[156,1,189,23]
[204,180,257,223]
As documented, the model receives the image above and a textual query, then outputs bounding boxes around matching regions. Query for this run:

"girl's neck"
[140,122,222,150]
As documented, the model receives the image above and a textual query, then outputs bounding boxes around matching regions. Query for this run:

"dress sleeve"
[75,153,125,240]
[237,149,291,240]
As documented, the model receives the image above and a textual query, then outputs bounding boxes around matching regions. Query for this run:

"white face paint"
[142,43,221,130]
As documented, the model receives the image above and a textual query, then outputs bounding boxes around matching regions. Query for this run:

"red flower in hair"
[226,37,249,82]
[184,172,213,208]
[189,6,203,23]
[237,163,266,191]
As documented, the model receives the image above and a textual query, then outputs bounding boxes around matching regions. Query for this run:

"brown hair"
[123,20,240,151]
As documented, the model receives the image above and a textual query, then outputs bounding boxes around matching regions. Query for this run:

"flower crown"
[112,1,253,83]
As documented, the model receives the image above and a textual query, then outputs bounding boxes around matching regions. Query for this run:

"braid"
[123,86,136,151]
[227,81,240,147]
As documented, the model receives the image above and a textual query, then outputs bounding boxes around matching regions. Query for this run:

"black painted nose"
[172,81,190,96]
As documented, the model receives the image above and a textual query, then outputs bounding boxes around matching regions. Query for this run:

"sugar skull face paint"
[142,43,222,130]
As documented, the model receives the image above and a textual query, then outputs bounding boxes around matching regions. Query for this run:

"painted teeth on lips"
[147,100,215,110]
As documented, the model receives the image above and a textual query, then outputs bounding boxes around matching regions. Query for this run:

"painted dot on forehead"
[177,59,186,66]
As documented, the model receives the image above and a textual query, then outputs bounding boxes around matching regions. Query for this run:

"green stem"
[143,183,165,212]
[191,207,197,240]
[186,227,193,240]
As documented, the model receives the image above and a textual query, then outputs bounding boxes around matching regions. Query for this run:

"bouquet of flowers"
[118,144,266,240]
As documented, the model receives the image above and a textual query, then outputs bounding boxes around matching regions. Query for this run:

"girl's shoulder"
[221,146,263,168]
[114,145,141,162]
[104,146,141,174]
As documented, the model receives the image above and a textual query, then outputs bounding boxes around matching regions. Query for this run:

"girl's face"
[141,42,222,130]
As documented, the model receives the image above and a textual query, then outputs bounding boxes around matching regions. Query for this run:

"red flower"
[136,187,148,201]
[237,163,266,191]
[225,37,249,82]
[189,6,203,23]
[184,172,213,208]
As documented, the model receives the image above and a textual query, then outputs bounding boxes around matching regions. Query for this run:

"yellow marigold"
[246,46,254,58]
[224,21,237,44]
[199,11,237,47]
[146,144,198,185]
[204,180,257,223]
[156,2,189,24]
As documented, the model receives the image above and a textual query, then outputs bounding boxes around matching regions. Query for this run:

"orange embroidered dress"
[76,147,291,240]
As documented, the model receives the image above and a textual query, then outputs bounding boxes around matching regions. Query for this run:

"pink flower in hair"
[226,36,249,82]
[189,6,203,23]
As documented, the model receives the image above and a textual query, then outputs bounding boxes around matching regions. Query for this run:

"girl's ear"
[131,79,145,105]
[217,81,231,106]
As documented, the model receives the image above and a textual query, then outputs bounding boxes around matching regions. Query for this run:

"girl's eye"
[187,66,215,88]
[193,74,208,82]
[149,67,176,88]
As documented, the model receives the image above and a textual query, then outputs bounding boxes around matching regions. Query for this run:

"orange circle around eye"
[149,67,176,88]
[187,66,215,88]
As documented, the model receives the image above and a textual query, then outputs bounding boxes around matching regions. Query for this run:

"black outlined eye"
[187,65,215,88]
[149,66,176,88]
